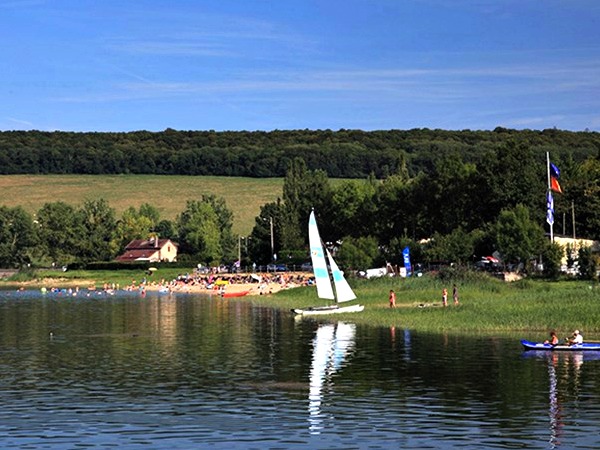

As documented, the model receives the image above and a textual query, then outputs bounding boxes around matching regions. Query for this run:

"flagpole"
[546,152,553,242]
[572,200,576,240]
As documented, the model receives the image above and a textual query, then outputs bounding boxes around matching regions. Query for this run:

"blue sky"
[2,0,600,132]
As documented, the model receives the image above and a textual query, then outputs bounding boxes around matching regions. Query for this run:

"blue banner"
[402,247,412,276]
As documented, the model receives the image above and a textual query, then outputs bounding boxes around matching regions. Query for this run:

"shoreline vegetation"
[2,268,599,339]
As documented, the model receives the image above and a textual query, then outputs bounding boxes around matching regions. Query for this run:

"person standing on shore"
[453,284,459,305]
[442,288,448,307]
[389,289,396,308]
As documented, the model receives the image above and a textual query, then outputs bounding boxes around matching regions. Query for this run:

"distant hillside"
[1,128,598,178]
[0,175,284,236]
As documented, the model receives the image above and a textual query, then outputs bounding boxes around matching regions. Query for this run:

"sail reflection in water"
[308,322,356,434]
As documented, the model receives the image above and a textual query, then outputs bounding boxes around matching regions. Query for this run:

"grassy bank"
[251,274,600,338]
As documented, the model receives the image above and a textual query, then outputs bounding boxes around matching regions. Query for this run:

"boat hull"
[221,290,250,298]
[521,339,600,351]
[292,304,364,316]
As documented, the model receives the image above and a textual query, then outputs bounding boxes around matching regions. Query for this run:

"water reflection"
[308,322,356,435]
[548,353,563,448]
[523,350,600,449]
[3,291,600,448]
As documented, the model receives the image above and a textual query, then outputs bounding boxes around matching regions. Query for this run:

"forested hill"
[1,128,598,178]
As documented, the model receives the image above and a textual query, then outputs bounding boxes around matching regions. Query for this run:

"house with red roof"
[116,237,178,263]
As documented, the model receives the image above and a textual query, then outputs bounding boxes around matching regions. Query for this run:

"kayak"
[521,339,600,351]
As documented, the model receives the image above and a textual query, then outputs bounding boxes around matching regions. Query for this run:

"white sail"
[309,211,334,300]
[326,248,357,303]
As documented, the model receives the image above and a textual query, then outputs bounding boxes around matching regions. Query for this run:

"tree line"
[0,196,236,269]
[247,145,600,279]
[0,131,599,279]
[0,127,598,178]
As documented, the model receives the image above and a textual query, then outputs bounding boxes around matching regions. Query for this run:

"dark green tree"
[423,227,479,266]
[36,202,82,265]
[482,142,546,222]
[76,199,118,262]
[200,194,236,261]
[494,204,545,270]
[115,206,154,250]
[374,174,416,244]
[566,157,600,240]
[0,206,37,267]
[138,203,161,229]
[330,177,378,239]
[336,235,379,271]
[155,219,177,241]
[577,245,598,280]
[176,200,222,265]
[248,201,284,265]
[280,158,332,251]
[541,241,563,279]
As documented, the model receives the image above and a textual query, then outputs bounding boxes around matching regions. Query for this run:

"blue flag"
[402,247,412,276]
[550,162,561,179]
[546,191,554,226]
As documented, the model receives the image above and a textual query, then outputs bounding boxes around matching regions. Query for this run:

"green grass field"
[0,174,284,235]
[252,274,600,336]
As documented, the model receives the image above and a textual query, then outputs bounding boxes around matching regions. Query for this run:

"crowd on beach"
[29,270,314,298]
[145,271,314,295]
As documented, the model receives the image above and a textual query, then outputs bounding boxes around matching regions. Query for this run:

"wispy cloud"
[111,40,234,57]
[504,115,568,128]
[110,60,600,99]
[6,117,34,127]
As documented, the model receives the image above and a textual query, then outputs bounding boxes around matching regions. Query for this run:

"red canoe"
[221,290,250,298]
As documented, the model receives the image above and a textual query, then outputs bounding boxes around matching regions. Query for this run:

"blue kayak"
[521,339,600,351]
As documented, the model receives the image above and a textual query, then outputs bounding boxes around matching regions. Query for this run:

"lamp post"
[269,217,274,262]
[237,236,251,272]
[262,216,275,262]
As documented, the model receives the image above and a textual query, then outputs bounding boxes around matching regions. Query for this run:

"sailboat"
[292,210,364,316]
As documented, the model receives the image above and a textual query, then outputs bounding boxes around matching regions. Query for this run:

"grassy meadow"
[0,174,284,235]
[251,273,600,338]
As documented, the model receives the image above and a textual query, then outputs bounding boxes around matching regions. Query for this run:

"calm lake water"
[1,290,600,449]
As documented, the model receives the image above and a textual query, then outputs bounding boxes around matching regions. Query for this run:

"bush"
[436,266,495,283]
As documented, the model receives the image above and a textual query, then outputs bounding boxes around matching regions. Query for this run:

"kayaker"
[567,329,583,345]
[544,330,559,345]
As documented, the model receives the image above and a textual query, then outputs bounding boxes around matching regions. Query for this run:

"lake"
[1,290,600,449]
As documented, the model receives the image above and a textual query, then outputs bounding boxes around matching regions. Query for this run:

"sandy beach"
[140,272,312,297]
[2,271,313,298]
